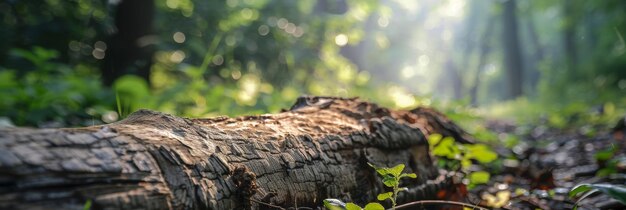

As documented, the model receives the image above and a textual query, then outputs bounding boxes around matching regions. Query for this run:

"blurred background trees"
[0,0,625,127]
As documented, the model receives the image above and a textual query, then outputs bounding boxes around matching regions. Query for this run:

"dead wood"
[0,96,472,209]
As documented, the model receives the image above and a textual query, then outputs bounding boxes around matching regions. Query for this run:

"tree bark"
[0,96,472,209]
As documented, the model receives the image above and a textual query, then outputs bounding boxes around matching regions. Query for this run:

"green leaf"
[432,137,459,159]
[323,199,346,210]
[570,183,626,205]
[597,167,618,177]
[465,144,497,163]
[112,75,151,115]
[594,147,616,161]
[368,162,390,176]
[572,189,599,210]
[363,203,385,210]
[569,184,592,197]
[115,91,122,117]
[113,75,150,98]
[382,176,398,187]
[388,164,405,177]
[400,173,417,179]
[588,184,626,204]
[428,133,443,146]
[345,203,362,210]
[460,158,472,169]
[469,171,490,185]
[377,192,393,201]
[83,199,92,210]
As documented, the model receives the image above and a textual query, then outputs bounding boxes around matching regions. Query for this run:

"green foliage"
[2,0,625,129]
[595,149,625,177]
[485,98,625,131]
[362,203,385,210]
[2,0,414,127]
[428,134,497,171]
[569,184,626,209]
[0,47,114,127]
[367,163,417,210]
[113,75,151,118]
[322,199,384,210]
[323,163,416,210]
[427,134,497,189]
[345,203,362,210]
[323,199,346,210]
[465,144,498,163]
[594,146,617,162]
[468,171,490,188]
[376,192,392,201]
[83,199,92,210]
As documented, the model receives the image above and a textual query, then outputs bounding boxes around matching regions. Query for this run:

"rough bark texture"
[0,96,472,210]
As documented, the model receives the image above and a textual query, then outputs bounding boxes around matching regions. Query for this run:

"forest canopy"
[0,0,625,127]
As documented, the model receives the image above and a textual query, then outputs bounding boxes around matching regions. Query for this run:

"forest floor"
[466,119,626,210]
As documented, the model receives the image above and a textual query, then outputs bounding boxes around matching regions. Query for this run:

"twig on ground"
[250,198,286,210]
[394,200,490,210]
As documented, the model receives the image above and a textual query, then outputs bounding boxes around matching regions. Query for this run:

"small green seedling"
[368,163,417,210]
[569,183,626,209]
[322,163,416,210]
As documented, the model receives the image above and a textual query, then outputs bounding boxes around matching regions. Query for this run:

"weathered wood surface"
[0,96,472,210]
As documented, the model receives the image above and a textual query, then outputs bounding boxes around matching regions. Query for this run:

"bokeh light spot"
[293,27,304,37]
[277,18,288,29]
[241,8,253,20]
[94,41,107,50]
[335,34,348,46]
[285,23,296,34]
[258,25,270,36]
[170,50,186,63]
[92,49,105,59]
[212,55,224,65]
[377,17,389,27]
[231,70,242,80]
[69,41,80,51]
[173,32,186,43]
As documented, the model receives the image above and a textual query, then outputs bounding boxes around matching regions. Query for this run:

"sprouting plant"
[569,183,626,210]
[322,163,416,210]
[368,163,417,210]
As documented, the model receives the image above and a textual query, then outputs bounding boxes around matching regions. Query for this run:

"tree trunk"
[102,0,155,86]
[524,13,544,94]
[562,0,578,74]
[0,96,472,209]
[470,16,496,107]
[502,0,524,99]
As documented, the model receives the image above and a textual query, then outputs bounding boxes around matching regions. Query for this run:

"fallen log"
[0,96,472,209]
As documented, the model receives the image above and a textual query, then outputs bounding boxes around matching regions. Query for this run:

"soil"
[466,119,626,210]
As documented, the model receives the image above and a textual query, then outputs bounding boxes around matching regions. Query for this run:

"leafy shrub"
[0,47,114,127]
[427,134,497,188]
